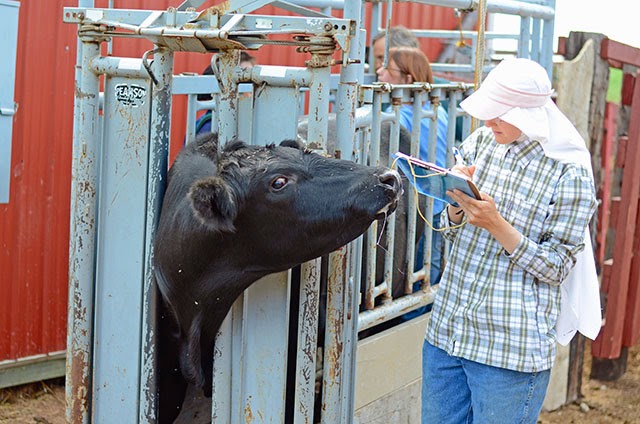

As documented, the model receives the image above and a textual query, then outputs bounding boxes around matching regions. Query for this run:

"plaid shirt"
[426,127,597,372]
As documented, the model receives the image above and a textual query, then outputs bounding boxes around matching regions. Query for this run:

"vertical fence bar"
[66,37,101,424]
[307,63,331,151]
[530,18,541,62]
[216,50,239,145]
[322,246,348,423]
[540,0,556,77]
[140,46,174,424]
[293,258,321,424]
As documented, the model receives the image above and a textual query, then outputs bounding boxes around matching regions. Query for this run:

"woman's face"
[376,59,411,85]
[484,117,523,144]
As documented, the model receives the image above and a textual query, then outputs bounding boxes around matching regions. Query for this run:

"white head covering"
[461,58,602,345]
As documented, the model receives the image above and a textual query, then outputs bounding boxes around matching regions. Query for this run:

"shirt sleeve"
[506,167,597,286]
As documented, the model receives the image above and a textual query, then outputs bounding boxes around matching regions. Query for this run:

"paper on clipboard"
[394,152,482,206]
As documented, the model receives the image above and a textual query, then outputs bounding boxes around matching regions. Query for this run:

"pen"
[452,147,465,166]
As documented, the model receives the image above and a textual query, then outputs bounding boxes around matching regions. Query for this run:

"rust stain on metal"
[75,86,96,100]
[244,400,254,423]
[68,350,90,421]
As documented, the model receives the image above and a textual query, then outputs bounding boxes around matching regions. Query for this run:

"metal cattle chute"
[63,0,555,422]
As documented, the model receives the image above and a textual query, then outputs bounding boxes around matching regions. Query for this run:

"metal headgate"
[63,1,556,423]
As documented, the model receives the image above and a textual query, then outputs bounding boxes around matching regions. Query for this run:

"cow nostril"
[378,170,402,193]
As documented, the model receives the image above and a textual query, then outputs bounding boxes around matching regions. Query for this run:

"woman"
[422,58,600,423]
[377,46,450,314]
[376,46,449,174]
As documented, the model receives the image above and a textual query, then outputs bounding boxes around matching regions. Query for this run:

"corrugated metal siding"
[0,0,457,364]
[0,0,77,361]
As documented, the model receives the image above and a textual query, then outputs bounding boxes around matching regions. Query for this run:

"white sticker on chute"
[260,66,287,77]
[118,58,142,71]
[85,9,104,22]
[256,18,272,29]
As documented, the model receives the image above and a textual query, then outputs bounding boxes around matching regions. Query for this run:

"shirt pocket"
[502,193,547,241]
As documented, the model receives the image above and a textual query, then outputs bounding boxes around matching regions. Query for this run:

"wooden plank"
[590,347,628,381]
[623,197,640,346]
[622,73,636,106]
[601,38,640,68]
[564,33,609,190]
[592,69,640,359]
[601,259,613,294]
[596,103,618,266]
[561,32,608,398]
[616,136,628,168]
[567,336,585,403]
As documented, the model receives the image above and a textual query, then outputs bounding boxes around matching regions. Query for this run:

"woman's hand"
[447,189,522,254]
[450,164,476,179]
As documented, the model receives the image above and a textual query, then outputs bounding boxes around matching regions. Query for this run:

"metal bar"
[236,83,254,143]
[293,259,322,424]
[471,0,487,132]
[403,89,421,294]
[400,0,554,19]
[358,290,436,331]
[530,17,541,62]
[364,92,383,309]
[421,91,439,285]
[383,96,400,300]
[90,56,148,79]
[540,6,554,76]
[92,72,151,423]
[342,241,360,423]
[139,46,173,424]
[369,2,382,68]
[322,2,362,420]
[216,51,239,145]
[290,0,345,8]
[322,247,348,424]
[211,313,234,422]
[66,37,101,424]
[518,16,532,59]
[307,64,331,151]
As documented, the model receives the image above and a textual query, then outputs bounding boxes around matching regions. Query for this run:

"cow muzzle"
[375,169,403,217]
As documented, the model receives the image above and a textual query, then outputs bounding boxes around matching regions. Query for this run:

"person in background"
[377,46,449,315]
[195,51,256,135]
[372,26,420,72]
[372,25,463,142]
[422,58,599,424]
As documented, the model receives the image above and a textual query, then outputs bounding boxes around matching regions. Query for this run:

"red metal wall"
[0,1,456,363]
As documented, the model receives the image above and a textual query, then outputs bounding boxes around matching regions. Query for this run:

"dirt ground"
[1,341,639,423]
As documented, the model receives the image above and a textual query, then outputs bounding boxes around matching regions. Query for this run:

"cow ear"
[188,177,237,233]
[280,139,304,150]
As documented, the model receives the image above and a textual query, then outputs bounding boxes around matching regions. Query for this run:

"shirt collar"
[504,135,544,169]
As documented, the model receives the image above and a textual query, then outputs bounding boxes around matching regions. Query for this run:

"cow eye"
[271,176,288,191]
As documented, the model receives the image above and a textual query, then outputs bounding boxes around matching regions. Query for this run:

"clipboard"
[394,152,482,206]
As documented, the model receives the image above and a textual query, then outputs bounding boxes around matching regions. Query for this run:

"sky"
[493,0,640,52]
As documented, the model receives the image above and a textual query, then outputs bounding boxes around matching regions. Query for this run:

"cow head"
[183,137,401,271]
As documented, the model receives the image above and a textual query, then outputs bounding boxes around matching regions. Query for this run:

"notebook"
[394,152,481,207]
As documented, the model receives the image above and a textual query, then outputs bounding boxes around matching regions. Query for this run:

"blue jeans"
[422,340,551,424]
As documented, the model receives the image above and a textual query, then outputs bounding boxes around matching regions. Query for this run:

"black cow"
[153,133,402,422]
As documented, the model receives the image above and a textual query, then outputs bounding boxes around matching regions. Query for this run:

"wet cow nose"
[378,169,403,196]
